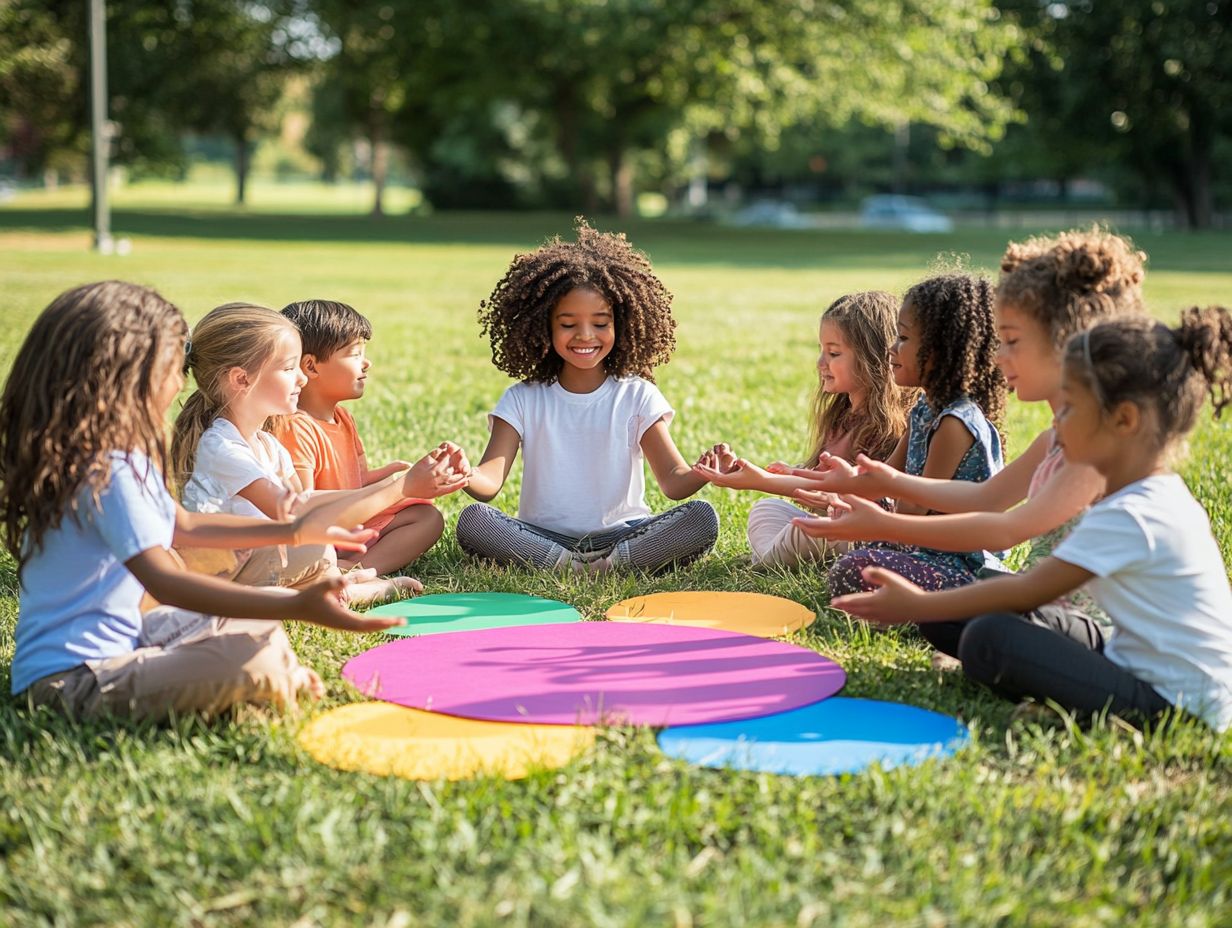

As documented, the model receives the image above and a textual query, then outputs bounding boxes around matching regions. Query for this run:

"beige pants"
[746,497,849,568]
[177,541,334,588]
[23,608,306,722]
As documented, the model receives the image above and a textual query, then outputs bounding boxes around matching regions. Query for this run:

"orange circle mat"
[605,590,814,638]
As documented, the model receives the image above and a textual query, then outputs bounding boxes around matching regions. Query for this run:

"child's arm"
[781,429,1049,514]
[127,546,400,632]
[463,418,521,502]
[832,555,1093,625]
[792,457,1104,553]
[693,452,835,502]
[642,419,706,500]
[894,415,974,515]
[363,460,413,486]
[173,501,377,553]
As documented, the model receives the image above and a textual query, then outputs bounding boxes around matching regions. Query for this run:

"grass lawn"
[1,191,1230,927]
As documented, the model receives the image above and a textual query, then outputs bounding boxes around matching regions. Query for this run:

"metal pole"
[89,0,112,253]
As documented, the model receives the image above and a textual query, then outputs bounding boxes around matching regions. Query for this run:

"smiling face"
[310,337,371,402]
[817,318,864,402]
[246,329,307,416]
[995,302,1063,404]
[551,287,615,379]
[889,303,922,387]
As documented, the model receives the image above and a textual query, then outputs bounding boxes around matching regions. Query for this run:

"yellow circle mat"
[298,703,595,781]
[605,590,814,638]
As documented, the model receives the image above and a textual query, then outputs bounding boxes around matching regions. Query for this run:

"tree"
[1009,0,1232,228]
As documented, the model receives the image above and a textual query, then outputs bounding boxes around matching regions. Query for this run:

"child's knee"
[957,612,1020,685]
[455,502,497,552]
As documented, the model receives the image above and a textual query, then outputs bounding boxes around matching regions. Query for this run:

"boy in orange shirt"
[274,299,452,574]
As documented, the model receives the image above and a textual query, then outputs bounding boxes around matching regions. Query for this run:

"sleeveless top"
[894,393,1006,573]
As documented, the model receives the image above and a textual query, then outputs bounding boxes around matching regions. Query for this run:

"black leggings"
[956,611,1171,724]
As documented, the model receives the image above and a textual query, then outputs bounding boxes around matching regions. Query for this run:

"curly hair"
[0,282,188,575]
[805,291,915,467]
[905,274,1007,426]
[478,218,676,383]
[1066,306,1232,450]
[998,226,1146,346]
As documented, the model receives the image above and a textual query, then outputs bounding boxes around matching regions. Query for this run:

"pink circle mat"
[342,622,845,727]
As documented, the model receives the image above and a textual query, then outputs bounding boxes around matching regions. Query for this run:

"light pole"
[88,0,113,253]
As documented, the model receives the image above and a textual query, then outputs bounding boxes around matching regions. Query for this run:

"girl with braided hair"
[785,229,1146,662]
[457,220,719,573]
[833,307,1232,731]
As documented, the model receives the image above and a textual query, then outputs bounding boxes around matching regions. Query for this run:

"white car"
[859,195,953,233]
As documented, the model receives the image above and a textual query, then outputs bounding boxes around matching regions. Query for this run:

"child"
[789,229,1146,657]
[457,220,719,573]
[692,291,912,567]
[272,299,444,576]
[2,281,405,722]
[805,274,1009,596]
[833,309,1232,731]
[171,303,468,603]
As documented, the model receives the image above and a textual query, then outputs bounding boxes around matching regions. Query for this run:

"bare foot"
[292,665,325,701]
[930,651,962,672]
[344,575,423,608]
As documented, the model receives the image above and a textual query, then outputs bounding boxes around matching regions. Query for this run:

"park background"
[2,2,1231,926]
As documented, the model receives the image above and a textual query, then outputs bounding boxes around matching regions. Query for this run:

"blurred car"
[725,200,815,229]
[858,195,953,233]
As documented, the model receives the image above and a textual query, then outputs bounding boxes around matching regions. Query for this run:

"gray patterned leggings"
[455,501,719,573]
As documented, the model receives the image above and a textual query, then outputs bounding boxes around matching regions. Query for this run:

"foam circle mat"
[343,621,845,727]
[605,590,814,638]
[298,702,594,781]
[368,592,582,637]
[656,697,968,776]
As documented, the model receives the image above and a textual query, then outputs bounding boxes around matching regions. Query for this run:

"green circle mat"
[371,592,582,638]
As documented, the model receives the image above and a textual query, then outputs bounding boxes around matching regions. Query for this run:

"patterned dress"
[828,393,1004,596]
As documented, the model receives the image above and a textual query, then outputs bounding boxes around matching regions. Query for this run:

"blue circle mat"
[657,697,968,776]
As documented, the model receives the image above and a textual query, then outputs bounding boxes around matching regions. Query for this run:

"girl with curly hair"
[1,282,403,721]
[693,291,914,567]
[458,220,719,573]
[790,272,1008,597]
[787,229,1146,661]
[834,308,1232,731]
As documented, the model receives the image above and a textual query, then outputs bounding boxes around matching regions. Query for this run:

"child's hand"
[290,573,404,632]
[829,567,925,625]
[292,503,380,552]
[790,493,888,542]
[694,455,768,491]
[402,445,471,499]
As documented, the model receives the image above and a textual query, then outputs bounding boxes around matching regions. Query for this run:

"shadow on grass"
[5,207,1231,273]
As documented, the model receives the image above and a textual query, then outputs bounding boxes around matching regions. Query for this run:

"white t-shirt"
[1053,473,1232,731]
[12,451,176,694]
[182,418,296,519]
[490,376,673,536]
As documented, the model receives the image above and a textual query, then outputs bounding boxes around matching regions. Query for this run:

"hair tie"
[182,338,193,376]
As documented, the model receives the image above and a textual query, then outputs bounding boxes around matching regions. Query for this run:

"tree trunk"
[233,132,249,206]
[608,145,634,218]
[370,117,386,218]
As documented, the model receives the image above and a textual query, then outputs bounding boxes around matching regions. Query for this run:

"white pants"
[745,497,848,568]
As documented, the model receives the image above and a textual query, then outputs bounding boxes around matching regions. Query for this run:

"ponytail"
[1176,305,1232,419]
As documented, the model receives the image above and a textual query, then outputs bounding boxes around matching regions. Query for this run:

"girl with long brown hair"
[1,282,404,721]
[694,291,913,567]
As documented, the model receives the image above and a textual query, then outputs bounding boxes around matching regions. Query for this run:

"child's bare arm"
[642,419,706,501]
[792,457,1103,552]
[463,419,521,502]
[896,415,974,515]
[831,556,1092,625]
[173,501,376,553]
[127,546,400,632]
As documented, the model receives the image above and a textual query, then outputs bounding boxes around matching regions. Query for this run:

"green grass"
[1,199,1231,927]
